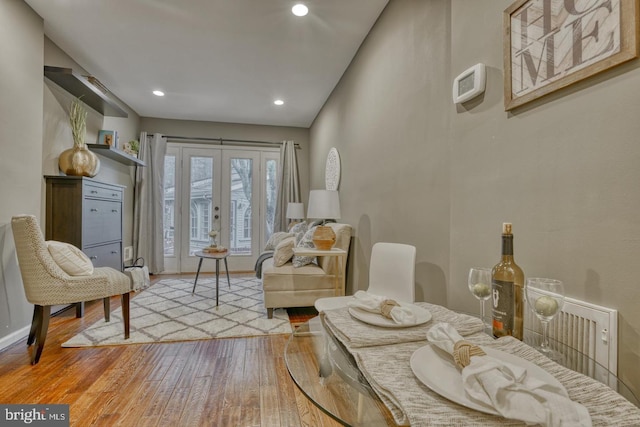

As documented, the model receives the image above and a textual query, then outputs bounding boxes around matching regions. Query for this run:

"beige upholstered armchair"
[11,215,131,364]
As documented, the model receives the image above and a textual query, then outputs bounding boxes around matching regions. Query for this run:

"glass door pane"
[223,150,260,271]
[264,155,278,245]
[179,147,222,272]
[189,156,213,255]
[163,154,176,256]
[229,157,252,255]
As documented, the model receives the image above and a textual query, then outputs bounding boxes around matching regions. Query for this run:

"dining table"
[284,302,640,426]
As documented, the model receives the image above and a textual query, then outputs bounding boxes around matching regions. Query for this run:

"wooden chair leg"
[267,308,273,319]
[32,305,51,365]
[103,297,111,322]
[27,305,40,346]
[121,292,130,339]
[75,302,84,318]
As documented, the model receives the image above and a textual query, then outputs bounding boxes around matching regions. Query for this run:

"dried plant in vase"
[70,96,87,147]
[58,96,100,177]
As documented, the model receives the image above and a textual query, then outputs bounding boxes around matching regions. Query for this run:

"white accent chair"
[314,242,416,312]
[11,215,131,364]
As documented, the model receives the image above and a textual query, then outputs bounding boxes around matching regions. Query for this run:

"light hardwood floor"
[0,274,341,427]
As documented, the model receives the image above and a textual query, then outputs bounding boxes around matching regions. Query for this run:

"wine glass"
[525,278,565,360]
[468,268,492,332]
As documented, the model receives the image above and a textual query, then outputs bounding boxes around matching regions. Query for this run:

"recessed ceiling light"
[152,90,165,97]
[292,4,308,17]
[274,99,284,106]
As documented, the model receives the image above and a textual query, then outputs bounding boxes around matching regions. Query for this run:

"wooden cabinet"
[44,176,125,271]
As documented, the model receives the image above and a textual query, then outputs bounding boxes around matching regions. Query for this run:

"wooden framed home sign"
[503,0,639,110]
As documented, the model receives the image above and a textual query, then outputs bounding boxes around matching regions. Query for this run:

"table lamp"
[306,190,341,250]
[286,202,305,229]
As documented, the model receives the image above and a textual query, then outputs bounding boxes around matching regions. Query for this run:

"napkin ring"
[453,340,486,368]
[380,299,399,319]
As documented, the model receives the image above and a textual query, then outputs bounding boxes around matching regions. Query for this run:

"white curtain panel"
[133,132,167,273]
[275,140,301,232]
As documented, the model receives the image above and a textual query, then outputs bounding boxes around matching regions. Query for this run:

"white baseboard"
[0,325,30,351]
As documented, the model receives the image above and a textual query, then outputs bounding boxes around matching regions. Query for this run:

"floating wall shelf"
[44,66,128,118]
[87,144,145,167]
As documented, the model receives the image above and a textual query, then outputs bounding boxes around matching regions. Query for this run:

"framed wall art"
[503,0,639,111]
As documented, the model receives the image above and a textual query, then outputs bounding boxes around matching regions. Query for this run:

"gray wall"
[311,0,451,305]
[0,0,44,345]
[311,0,640,394]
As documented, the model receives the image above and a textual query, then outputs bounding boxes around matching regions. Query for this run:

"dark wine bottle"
[491,222,524,340]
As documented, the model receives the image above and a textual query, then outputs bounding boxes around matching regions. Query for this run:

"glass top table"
[284,315,640,427]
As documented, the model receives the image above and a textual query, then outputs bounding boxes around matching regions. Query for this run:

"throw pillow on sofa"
[264,231,293,251]
[293,226,318,268]
[46,240,94,276]
[273,236,296,267]
[290,221,308,235]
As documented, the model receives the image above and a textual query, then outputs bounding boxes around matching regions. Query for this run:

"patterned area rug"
[62,276,293,347]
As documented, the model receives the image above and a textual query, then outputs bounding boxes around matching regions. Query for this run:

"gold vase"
[58,144,100,177]
[312,225,336,250]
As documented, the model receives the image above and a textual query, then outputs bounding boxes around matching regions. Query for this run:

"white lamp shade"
[286,202,305,219]
[307,190,341,220]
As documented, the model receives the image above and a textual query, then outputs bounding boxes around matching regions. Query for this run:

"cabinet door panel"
[84,242,122,270]
[83,183,122,201]
[83,199,122,245]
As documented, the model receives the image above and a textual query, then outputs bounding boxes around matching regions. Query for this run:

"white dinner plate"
[410,344,566,415]
[348,304,432,328]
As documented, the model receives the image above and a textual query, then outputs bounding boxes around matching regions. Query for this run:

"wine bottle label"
[491,279,514,333]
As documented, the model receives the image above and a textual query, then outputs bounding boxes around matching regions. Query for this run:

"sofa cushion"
[264,231,294,251]
[46,240,94,276]
[262,259,335,292]
[293,226,317,268]
[273,236,296,266]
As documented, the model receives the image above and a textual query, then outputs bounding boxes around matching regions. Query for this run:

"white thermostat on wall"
[452,63,486,104]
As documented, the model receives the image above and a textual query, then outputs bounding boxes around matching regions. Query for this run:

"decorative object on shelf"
[122,139,139,158]
[130,140,139,156]
[503,0,639,111]
[98,130,115,146]
[307,189,341,250]
[58,97,100,177]
[83,75,109,95]
[325,147,341,190]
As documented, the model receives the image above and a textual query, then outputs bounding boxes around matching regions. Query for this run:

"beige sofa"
[262,223,351,318]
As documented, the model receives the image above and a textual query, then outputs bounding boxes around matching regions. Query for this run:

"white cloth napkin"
[426,323,592,427]
[347,290,417,325]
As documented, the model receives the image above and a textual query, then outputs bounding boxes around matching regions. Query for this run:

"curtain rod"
[165,135,300,148]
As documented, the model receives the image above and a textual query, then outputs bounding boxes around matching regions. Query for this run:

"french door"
[163,143,279,273]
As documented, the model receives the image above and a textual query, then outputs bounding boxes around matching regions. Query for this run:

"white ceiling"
[25,0,389,128]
